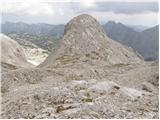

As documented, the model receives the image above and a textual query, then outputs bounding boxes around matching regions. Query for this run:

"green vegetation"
[82,98,93,102]
[65,74,83,82]
[85,51,102,60]
[56,55,79,65]
[7,32,60,52]
[1,62,17,70]
[112,63,130,67]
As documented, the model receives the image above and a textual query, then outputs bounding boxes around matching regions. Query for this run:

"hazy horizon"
[2,20,158,28]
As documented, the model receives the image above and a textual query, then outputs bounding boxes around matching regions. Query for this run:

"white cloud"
[80,0,96,7]
[78,0,158,2]
[1,0,55,16]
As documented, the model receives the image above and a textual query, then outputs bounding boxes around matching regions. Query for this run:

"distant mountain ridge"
[2,21,159,61]
[102,21,139,45]
[2,22,64,38]
[127,25,149,32]
[103,21,159,61]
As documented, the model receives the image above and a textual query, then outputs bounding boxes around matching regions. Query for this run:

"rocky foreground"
[1,14,159,119]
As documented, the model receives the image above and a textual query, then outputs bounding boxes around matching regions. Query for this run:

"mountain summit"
[40,14,142,67]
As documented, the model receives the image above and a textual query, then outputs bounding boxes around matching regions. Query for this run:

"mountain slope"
[0,34,32,72]
[103,21,139,45]
[102,22,159,60]
[135,25,159,61]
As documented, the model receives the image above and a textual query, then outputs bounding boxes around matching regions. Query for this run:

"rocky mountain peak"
[39,14,142,67]
[64,14,104,35]
[61,14,108,54]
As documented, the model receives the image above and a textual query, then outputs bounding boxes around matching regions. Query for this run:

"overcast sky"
[1,0,159,27]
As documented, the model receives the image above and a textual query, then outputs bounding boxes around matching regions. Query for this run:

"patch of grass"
[85,54,90,57]
[82,98,93,102]
[56,105,74,113]
[85,51,102,60]
[1,62,17,70]
[33,94,40,101]
[65,74,83,82]
[56,55,79,65]
[91,51,100,56]
[113,86,120,90]
[1,88,8,94]
[56,105,65,113]
[112,63,130,67]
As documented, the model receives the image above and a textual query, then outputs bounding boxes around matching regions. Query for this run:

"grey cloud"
[71,2,158,14]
